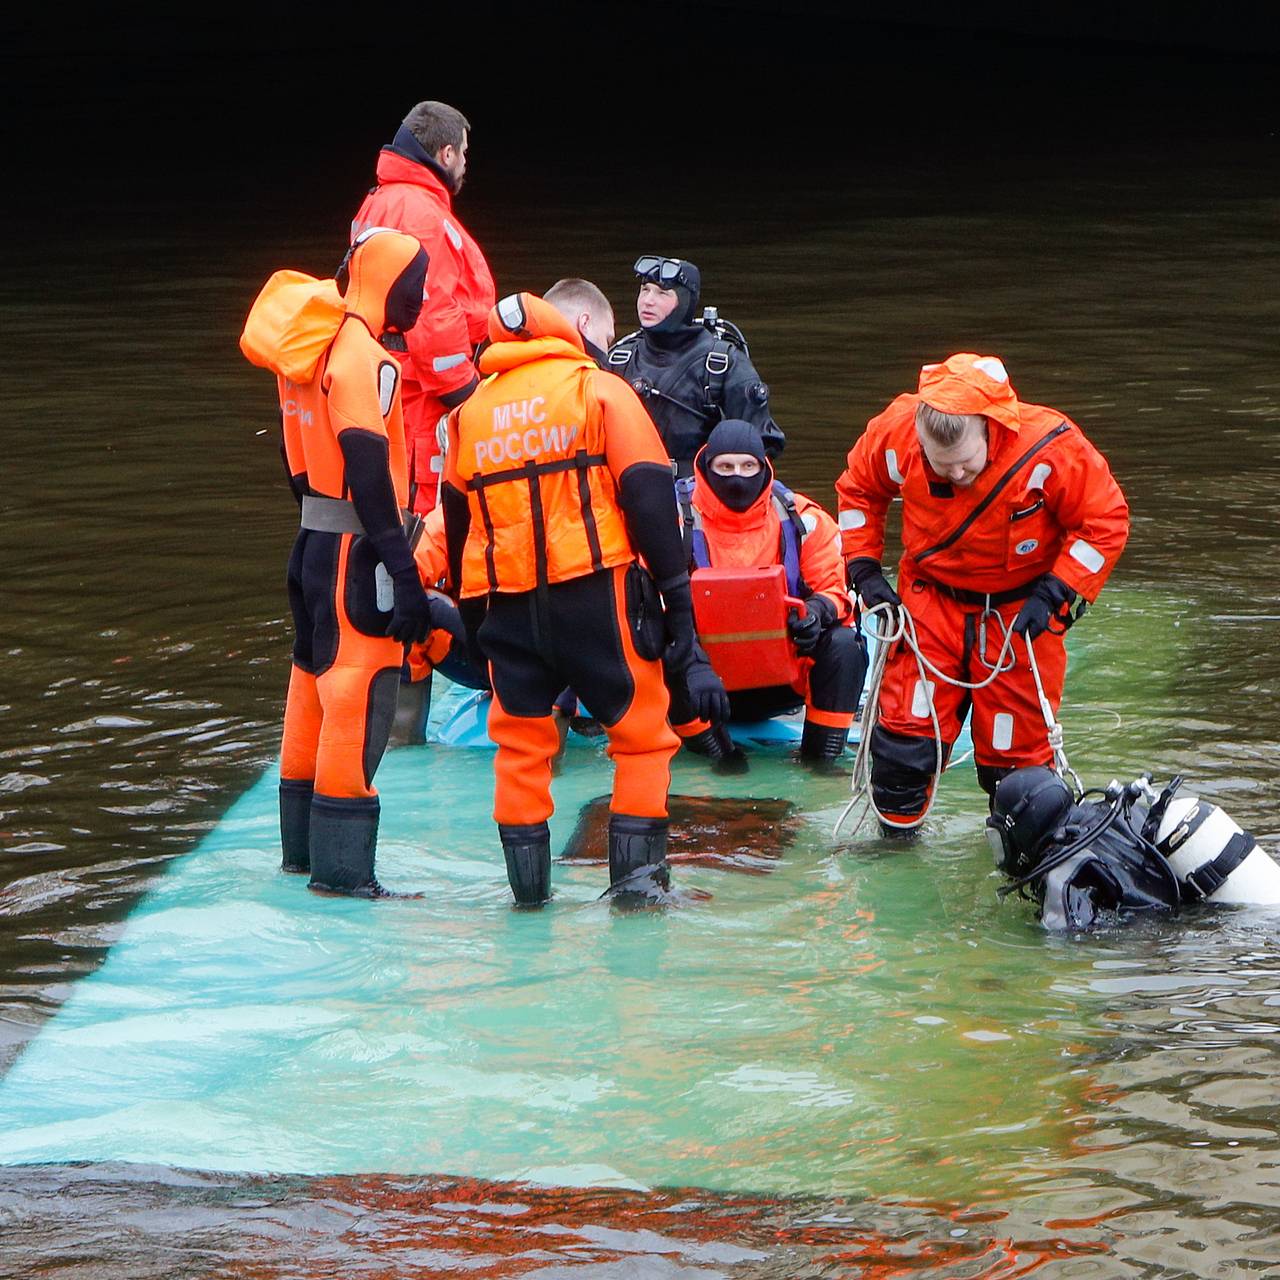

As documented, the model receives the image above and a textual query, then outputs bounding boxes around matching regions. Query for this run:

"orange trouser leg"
[872,583,972,825]
[603,570,678,818]
[281,665,322,784]
[970,607,1067,769]
[488,693,560,826]
[312,541,405,800]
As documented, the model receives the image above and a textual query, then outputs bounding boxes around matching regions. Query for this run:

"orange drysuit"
[243,227,434,892]
[836,353,1129,822]
[442,292,683,829]
[353,148,495,515]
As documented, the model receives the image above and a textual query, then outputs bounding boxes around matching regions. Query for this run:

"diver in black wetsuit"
[606,255,784,475]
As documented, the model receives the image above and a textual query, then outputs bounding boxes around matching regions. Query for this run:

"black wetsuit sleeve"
[723,353,786,457]
[441,480,472,593]
[338,429,415,578]
[618,461,688,585]
[280,439,306,508]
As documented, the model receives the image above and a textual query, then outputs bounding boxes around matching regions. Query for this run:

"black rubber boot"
[877,818,921,842]
[606,814,671,904]
[498,821,552,907]
[389,676,432,747]
[308,794,388,896]
[799,720,849,765]
[279,778,313,873]
[681,725,748,774]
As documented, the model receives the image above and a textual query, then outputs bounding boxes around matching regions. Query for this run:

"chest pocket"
[1005,495,1055,568]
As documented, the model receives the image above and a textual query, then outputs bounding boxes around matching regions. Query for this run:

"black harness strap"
[1184,831,1256,900]
[573,449,605,573]
[466,452,608,490]
[473,485,500,593]
[916,423,1070,566]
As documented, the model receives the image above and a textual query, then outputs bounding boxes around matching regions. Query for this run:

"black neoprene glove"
[788,594,838,655]
[387,569,438,645]
[1012,573,1076,641]
[847,558,902,611]
[661,576,731,725]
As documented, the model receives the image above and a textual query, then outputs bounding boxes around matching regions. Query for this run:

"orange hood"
[917,353,1022,432]
[341,227,424,338]
[479,292,590,375]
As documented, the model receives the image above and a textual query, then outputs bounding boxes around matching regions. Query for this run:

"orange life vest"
[447,294,640,597]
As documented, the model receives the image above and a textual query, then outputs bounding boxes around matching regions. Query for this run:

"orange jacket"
[836,357,1129,600]
[688,459,852,622]
[444,293,671,598]
[250,231,419,504]
[353,150,495,405]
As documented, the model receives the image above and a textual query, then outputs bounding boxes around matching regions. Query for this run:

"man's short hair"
[915,401,985,446]
[544,278,613,324]
[403,101,470,156]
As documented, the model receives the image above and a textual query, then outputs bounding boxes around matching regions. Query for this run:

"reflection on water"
[2,135,1280,1274]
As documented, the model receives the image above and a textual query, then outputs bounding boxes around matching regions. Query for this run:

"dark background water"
[3,4,1280,1274]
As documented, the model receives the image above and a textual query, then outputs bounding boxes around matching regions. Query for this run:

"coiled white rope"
[833,598,1080,839]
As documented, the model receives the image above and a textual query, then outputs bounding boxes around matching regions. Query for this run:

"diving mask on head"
[633,255,695,290]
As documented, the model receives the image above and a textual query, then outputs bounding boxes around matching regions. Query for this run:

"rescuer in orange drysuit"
[442,284,729,906]
[836,353,1130,835]
[669,419,867,765]
[245,227,444,894]
[352,101,495,517]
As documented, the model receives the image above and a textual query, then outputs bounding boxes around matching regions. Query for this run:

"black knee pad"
[869,725,940,818]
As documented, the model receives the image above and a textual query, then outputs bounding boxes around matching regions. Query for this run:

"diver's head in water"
[698,419,770,512]
[634,255,701,332]
[986,766,1074,876]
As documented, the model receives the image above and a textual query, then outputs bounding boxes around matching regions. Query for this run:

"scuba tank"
[1144,777,1280,905]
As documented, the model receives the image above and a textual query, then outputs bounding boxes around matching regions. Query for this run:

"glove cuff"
[369,529,416,580]
[846,557,883,592]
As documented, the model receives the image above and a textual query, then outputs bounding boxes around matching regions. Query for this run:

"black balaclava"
[644,259,702,333]
[698,419,770,511]
[384,247,429,334]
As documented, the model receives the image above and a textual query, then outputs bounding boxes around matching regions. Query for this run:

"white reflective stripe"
[442,219,463,250]
[885,448,905,484]
[429,454,444,473]
[353,224,397,246]
[432,353,468,373]
[991,713,1014,752]
[1069,539,1106,574]
[497,294,525,331]
[801,512,818,534]
[910,679,936,719]
[972,356,1009,383]
[838,508,867,531]
[377,362,398,417]
[1027,462,1052,491]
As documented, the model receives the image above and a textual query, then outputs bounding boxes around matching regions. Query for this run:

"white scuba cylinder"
[1153,795,1280,905]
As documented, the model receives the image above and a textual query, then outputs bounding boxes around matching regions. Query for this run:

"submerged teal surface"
[0,629,1148,1201]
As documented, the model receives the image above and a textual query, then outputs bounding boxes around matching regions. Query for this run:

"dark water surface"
[3,130,1280,1275]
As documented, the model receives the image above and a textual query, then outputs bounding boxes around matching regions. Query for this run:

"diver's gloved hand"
[683,651,731,725]
[660,575,731,725]
[1012,573,1075,640]
[847,558,902,611]
[788,595,838,655]
[387,569,438,645]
